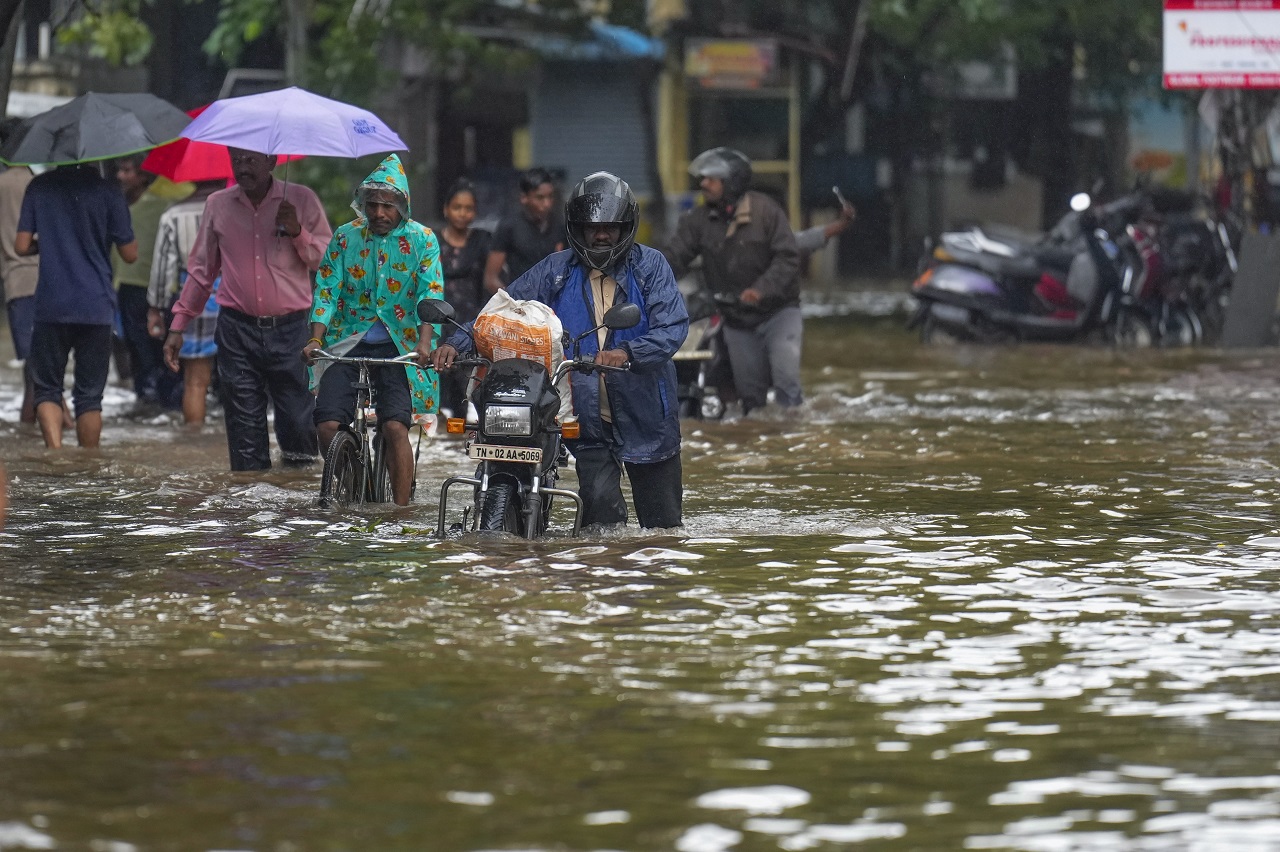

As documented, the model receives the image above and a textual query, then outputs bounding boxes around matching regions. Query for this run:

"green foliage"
[203,0,281,66]
[286,153,389,225]
[57,7,154,66]
[686,0,1159,101]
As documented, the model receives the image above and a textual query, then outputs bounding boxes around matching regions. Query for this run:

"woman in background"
[437,178,491,419]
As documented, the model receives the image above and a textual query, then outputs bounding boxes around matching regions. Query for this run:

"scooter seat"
[943,245,1041,280]
[1032,245,1078,275]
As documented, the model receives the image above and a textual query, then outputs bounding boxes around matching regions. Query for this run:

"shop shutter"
[531,62,654,199]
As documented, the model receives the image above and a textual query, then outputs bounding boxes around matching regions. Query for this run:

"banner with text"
[1164,0,1280,89]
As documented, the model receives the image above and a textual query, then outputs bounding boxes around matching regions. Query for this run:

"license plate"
[468,443,543,464]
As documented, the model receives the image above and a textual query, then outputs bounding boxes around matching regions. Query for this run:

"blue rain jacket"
[447,244,688,464]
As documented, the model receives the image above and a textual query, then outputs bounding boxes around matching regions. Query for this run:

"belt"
[222,306,309,327]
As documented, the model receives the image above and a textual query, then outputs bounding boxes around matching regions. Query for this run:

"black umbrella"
[0,91,191,166]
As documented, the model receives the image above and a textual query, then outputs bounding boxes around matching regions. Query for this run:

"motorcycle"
[924,186,1142,277]
[1099,186,1239,347]
[1176,215,1238,345]
[909,192,1154,346]
[674,284,731,420]
[417,297,641,539]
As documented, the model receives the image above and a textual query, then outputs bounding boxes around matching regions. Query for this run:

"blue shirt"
[17,165,134,325]
[363,320,391,343]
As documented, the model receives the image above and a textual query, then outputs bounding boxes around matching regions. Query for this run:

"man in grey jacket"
[664,147,802,413]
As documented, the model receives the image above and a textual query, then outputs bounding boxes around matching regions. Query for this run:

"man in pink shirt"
[163,148,333,470]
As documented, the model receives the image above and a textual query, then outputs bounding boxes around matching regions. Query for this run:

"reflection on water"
[3,315,1280,850]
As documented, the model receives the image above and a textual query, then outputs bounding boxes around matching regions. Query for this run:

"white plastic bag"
[472,289,575,424]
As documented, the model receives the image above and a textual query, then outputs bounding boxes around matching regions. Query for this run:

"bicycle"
[312,349,423,509]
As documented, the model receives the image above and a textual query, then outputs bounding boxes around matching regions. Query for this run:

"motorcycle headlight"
[484,404,532,437]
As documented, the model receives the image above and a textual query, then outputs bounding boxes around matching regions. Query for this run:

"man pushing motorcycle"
[431,171,689,530]
[665,147,802,414]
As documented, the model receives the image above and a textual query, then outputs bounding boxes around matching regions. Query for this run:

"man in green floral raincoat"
[304,154,444,506]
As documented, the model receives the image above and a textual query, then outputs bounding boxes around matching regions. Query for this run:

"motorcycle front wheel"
[920,311,966,344]
[479,480,523,535]
[1109,310,1156,349]
[320,430,363,509]
[1159,305,1202,348]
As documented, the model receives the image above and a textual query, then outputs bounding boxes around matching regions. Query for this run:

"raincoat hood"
[351,153,411,222]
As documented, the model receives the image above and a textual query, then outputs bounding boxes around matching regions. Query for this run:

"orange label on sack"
[473,312,556,371]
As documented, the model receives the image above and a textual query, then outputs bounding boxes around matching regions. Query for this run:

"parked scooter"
[417,297,641,538]
[909,192,1153,345]
[924,186,1141,279]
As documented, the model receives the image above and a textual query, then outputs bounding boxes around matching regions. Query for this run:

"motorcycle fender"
[916,263,1002,297]
[478,468,527,498]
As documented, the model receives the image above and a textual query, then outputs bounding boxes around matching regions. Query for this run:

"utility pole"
[283,0,310,86]
[0,0,24,116]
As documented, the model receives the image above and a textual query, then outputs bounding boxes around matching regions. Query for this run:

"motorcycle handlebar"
[552,357,631,384]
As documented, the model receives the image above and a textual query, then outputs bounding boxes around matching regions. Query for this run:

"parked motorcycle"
[1177,215,1238,345]
[417,297,641,538]
[918,185,1235,348]
[1100,187,1240,346]
[1117,217,1201,346]
[924,187,1141,277]
[909,192,1154,346]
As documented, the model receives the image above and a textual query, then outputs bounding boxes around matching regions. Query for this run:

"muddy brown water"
[2,309,1280,851]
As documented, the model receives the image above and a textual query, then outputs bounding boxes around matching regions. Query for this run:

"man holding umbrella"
[163,148,332,470]
[15,162,137,448]
[1,91,189,449]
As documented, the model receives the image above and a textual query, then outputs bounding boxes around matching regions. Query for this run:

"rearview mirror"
[602,302,642,330]
[417,299,455,324]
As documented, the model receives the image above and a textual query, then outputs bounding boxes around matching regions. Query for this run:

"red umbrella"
[141,104,302,182]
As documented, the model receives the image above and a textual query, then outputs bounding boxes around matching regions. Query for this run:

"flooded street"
[3,302,1280,851]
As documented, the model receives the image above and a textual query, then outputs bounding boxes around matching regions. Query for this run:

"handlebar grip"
[570,358,630,373]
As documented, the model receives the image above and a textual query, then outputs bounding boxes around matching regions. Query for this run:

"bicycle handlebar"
[312,349,423,367]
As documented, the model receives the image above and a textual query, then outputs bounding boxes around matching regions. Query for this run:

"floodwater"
[3,298,1280,851]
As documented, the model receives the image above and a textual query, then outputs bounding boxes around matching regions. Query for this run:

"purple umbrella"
[179,86,407,158]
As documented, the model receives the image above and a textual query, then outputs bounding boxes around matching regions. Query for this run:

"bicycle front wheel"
[320,430,363,509]
[370,433,392,503]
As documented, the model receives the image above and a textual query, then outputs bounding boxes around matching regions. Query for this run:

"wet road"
[3,305,1280,851]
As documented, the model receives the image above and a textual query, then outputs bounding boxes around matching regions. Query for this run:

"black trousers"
[29,321,112,416]
[118,284,173,404]
[574,445,683,530]
[215,308,317,471]
[313,339,413,429]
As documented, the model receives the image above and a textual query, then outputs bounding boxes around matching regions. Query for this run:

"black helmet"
[565,171,639,271]
[689,147,752,203]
